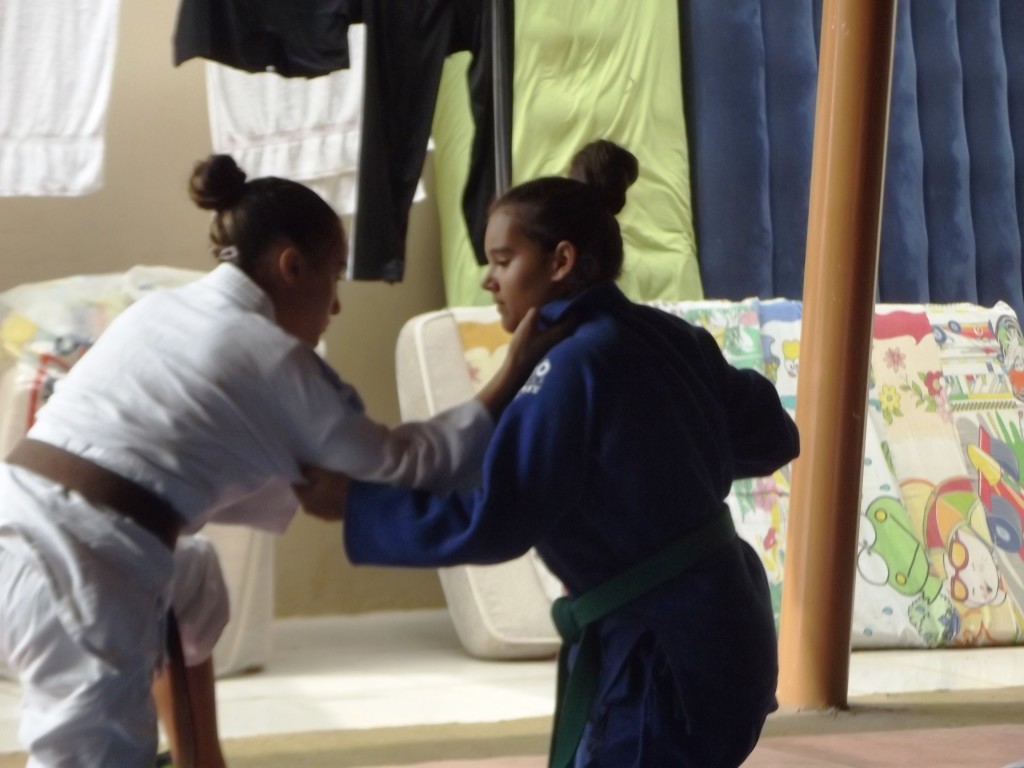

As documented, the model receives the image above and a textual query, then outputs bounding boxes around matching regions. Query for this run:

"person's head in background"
[482,140,639,333]
[189,154,345,347]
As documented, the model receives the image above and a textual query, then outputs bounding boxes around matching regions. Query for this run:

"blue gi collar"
[537,281,629,327]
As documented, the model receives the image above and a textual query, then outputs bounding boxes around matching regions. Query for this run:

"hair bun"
[189,154,248,211]
[568,140,639,215]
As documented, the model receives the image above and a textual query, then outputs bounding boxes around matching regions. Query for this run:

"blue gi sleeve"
[695,328,800,478]
[343,484,500,565]
[345,346,592,567]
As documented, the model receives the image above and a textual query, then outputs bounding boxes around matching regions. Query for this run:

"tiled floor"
[2,609,1024,753]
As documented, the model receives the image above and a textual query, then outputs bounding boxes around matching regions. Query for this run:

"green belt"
[547,505,737,768]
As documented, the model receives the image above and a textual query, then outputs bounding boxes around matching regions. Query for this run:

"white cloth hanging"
[206,24,429,223]
[0,0,121,196]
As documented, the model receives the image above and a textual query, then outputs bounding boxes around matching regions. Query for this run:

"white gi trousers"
[0,464,174,767]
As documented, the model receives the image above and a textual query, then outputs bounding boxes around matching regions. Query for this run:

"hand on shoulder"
[476,308,577,419]
[294,465,350,521]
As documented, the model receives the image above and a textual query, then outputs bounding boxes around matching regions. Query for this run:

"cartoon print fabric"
[449,298,1024,647]
[862,304,1024,646]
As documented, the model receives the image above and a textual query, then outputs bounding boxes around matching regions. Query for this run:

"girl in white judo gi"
[0,154,560,768]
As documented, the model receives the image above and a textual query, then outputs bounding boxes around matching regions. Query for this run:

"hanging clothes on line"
[350,0,513,282]
[205,26,366,218]
[0,0,121,196]
[432,0,699,306]
[173,0,360,78]
[205,24,429,235]
[174,0,513,284]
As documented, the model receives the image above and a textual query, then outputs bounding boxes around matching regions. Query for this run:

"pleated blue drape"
[679,0,1024,321]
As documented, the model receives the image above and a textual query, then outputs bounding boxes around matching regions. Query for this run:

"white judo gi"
[0,264,492,767]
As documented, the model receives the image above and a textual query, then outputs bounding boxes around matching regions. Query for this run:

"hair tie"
[217,246,240,262]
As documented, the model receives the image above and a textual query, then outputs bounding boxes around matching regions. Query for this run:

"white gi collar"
[205,263,277,322]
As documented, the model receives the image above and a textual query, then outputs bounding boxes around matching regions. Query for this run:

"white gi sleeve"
[276,346,496,493]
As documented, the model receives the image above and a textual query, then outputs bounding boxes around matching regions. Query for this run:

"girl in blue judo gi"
[341,141,801,767]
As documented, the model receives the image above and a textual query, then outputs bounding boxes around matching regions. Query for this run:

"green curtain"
[431,0,700,307]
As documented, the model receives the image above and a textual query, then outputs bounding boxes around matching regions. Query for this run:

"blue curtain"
[679,0,1024,321]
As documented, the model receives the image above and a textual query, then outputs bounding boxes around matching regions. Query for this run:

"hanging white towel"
[0,0,121,196]
[206,24,428,222]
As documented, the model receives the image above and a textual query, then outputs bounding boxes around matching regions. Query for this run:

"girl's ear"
[277,245,304,285]
[550,240,577,283]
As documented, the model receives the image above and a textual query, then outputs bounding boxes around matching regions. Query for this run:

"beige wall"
[0,0,451,616]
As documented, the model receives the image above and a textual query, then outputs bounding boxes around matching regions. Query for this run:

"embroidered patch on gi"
[520,358,552,395]
[312,353,344,391]
[311,352,364,411]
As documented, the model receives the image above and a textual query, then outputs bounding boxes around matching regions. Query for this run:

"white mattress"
[395,309,562,659]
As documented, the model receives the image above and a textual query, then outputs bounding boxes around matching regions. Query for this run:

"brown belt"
[6,438,183,549]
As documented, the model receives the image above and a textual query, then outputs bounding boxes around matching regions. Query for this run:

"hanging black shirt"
[352,0,512,281]
[173,0,361,78]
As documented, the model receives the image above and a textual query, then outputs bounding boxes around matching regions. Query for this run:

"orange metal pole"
[777,0,897,709]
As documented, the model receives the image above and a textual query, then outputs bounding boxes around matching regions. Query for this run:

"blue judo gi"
[345,282,800,767]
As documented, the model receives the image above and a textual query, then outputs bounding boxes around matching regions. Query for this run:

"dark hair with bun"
[189,154,341,273]
[492,140,639,288]
[568,139,639,216]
